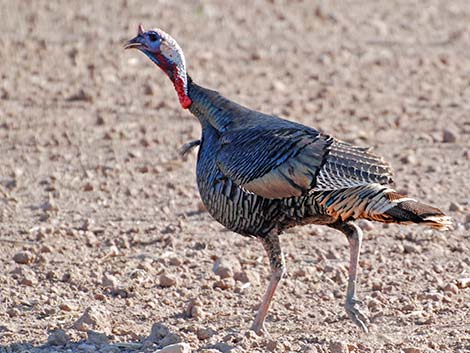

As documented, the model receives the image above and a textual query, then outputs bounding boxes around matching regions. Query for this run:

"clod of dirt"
[159,273,178,288]
[59,301,77,312]
[19,269,38,286]
[443,283,459,295]
[403,348,421,353]
[13,251,35,264]
[233,270,260,286]
[329,340,348,353]
[66,89,94,103]
[457,278,470,289]
[213,257,238,279]
[102,273,119,289]
[185,299,205,319]
[357,219,375,231]
[196,327,215,340]
[403,242,422,254]
[156,343,191,353]
[73,306,110,333]
[86,330,109,345]
[442,128,458,143]
[449,201,464,212]
[213,278,235,290]
[47,329,69,346]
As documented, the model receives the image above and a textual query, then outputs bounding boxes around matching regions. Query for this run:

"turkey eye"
[148,33,158,42]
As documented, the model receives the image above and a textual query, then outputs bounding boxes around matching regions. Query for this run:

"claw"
[250,322,271,338]
[345,298,369,333]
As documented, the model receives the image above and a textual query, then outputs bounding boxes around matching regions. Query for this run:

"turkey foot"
[345,297,369,333]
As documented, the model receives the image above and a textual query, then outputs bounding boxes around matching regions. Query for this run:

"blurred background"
[0,1,469,352]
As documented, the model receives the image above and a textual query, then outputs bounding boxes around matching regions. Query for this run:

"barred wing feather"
[216,126,394,199]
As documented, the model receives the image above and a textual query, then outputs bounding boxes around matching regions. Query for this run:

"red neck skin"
[154,52,192,109]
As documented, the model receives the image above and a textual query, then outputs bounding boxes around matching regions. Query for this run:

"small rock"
[403,348,421,353]
[449,201,464,212]
[160,333,181,347]
[159,274,177,288]
[266,339,278,352]
[196,327,215,340]
[443,283,459,295]
[168,257,182,266]
[102,273,119,289]
[156,343,191,353]
[59,301,77,312]
[47,329,69,346]
[7,308,20,317]
[234,270,260,285]
[185,299,205,319]
[400,154,417,165]
[358,219,375,231]
[424,292,444,302]
[464,213,470,224]
[329,341,348,353]
[73,307,109,333]
[442,128,458,143]
[213,278,235,290]
[456,278,470,289]
[83,182,94,192]
[20,270,38,286]
[403,243,421,254]
[147,323,172,343]
[13,251,34,264]
[87,330,109,345]
[213,257,240,279]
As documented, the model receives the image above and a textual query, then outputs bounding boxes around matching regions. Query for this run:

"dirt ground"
[0,1,469,352]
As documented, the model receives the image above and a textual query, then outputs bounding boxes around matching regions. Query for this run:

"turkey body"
[188,80,425,236]
[124,26,452,335]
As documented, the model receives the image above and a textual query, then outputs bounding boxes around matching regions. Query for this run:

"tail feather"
[316,184,453,230]
[384,198,453,230]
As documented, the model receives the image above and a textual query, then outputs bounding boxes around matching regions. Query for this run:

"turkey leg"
[251,232,286,335]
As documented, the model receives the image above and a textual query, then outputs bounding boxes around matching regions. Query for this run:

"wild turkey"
[125,25,452,335]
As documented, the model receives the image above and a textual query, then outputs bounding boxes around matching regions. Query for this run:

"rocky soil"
[0,1,469,352]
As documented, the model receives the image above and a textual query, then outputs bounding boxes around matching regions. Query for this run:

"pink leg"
[251,233,285,335]
[330,221,369,333]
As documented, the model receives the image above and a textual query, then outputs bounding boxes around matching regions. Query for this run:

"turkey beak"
[124,24,146,50]
[124,35,144,50]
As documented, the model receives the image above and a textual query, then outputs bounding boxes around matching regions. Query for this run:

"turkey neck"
[187,78,250,132]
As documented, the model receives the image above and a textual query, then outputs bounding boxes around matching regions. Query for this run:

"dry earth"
[0,1,469,352]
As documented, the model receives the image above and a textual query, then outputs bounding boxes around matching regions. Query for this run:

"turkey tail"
[315,185,453,230]
[383,193,452,230]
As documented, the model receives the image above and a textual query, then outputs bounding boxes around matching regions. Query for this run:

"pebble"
[213,257,241,279]
[442,128,458,143]
[13,251,35,264]
[59,301,77,312]
[20,270,38,286]
[185,299,205,319]
[73,306,110,333]
[443,283,459,295]
[357,219,375,231]
[155,343,191,353]
[86,330,109,345]
[159,274,178,288]
[196,327,215,340]
[148,323,170,342]
[465,213,470,224]
[47,329,69,346]
[457,278,470,289]
[329,341,348,353]
[449,201,464,212]
[213,278,235,290]
[403,243,421,254]
[233,270,260,285]
[102,273,119,289]
[403,348,421,353]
